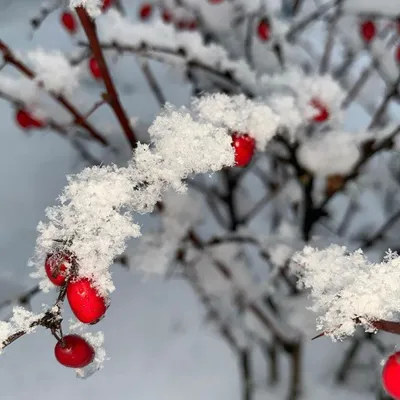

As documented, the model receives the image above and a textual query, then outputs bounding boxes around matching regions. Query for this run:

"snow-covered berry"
[360,20,376,42]
[88,57,102,80]
[45,252,71,286]
[382,352,400,399]
[67,278,107,324]
[60,11,77,34]
[231,133,256,167]
[54,335,95,368]
[257,18,271,41]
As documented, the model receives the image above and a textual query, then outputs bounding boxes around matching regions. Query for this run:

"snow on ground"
[0,1,387,399]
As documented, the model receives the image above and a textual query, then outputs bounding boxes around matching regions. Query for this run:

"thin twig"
[135,57,166,107]
[363,207,400,249]
[75,7,137,149]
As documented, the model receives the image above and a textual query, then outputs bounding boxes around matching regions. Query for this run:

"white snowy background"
[0,0,398,399]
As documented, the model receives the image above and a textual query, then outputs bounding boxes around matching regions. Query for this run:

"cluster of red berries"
[382,351,400,399]
[359,19,400,63]
[45,252,108,368]
[45,252,108,324]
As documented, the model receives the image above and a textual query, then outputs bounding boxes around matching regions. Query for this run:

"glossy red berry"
[162,9,172,23]
[139,3,153,21]
[231,133,256,167]
[310,98,329,122]
[45,253,71,286]
[15,109,43,129]
[382,352,400,399]
[102,0,113,11]
[55,335,95,368]
[88,57,102,80]
[360,20,376,42]
[60,11,77,34]
[67,278,107,324]
[257,18,271,41]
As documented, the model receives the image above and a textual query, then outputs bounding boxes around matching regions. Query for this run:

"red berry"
[187,20,198,30]
[15,109,32,129]
[55,335,95,368]
[360,20,376,42]
[139,3,153,21]
[15,109,43,129]
[382,352,400,399]
[88,57,102,80]
[257,18,271,41]
[102,0,113,11]
[67,278,107,324]
[60,11,77,34]
[45,253,71,286]
[176,20,186,30]
[231,133,256,167]
[310,98,329,122]
[162,9,172,23]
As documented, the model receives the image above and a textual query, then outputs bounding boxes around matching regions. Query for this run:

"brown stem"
[75,7,137,149]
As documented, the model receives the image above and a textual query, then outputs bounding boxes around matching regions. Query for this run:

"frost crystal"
[29,94,279,297]
[292,245,400,339]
